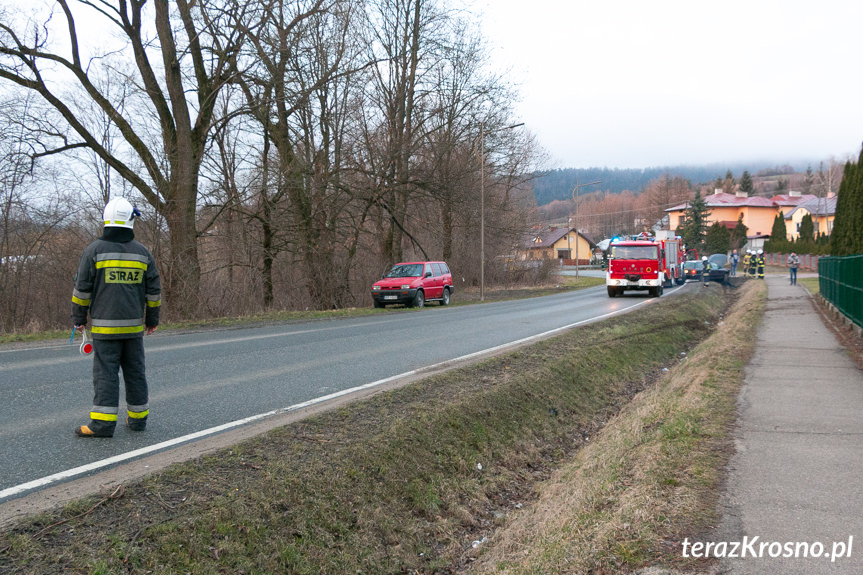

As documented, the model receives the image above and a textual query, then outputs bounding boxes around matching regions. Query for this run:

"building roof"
[771,192,818,206]
[666,192,817,213]
[783,196,838,219]
[521,227,596,250]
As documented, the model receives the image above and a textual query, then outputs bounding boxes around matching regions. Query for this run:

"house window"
[558,249,572,259]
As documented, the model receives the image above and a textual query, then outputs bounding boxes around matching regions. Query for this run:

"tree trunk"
[162,193,200,318]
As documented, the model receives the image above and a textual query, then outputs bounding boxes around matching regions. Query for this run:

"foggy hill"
[532,162,811,206]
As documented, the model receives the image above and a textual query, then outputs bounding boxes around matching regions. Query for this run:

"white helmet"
[701,256,708,261]
[757,249,763,255]
[103,197,138,229]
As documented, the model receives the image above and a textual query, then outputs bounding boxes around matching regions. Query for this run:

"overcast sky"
[465,0,863,170]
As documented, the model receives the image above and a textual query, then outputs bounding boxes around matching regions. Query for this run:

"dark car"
[705,254,730,284]
[682,260,703,281]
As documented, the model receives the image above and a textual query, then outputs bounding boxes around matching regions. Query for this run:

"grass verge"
[0,283,751,574]
[798,276,819,294]
[0,278,604,345]
[471,280,765,574]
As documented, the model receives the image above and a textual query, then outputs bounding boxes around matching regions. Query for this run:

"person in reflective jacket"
[756,250,765,279]
[71,198,161,438]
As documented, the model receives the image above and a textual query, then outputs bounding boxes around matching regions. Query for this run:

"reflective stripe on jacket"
[72,234,161,340]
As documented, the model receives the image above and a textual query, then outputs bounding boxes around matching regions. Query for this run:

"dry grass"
[469,280,766,574]
[0,286,742,575]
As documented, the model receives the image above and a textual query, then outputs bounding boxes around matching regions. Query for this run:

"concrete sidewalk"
[717,274,863,574]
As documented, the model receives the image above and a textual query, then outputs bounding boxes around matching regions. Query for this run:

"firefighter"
[756,249,765,279]
[742,250,751,279]
[72,198,161,438]
[701,255,710,286]
[748,250,757,278]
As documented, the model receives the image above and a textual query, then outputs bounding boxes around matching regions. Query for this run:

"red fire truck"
[656,230,686,288]
[605,232,685,297]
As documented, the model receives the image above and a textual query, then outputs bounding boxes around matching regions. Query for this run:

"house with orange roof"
[665,190,831,245]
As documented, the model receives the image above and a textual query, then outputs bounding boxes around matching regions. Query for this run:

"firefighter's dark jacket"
[71,227,161,339]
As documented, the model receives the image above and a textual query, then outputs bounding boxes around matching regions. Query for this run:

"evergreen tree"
[765,212,788,253]
[775,178,788,192]
[803,166,815,194]
[723,170,736,194]
[855,146,863,254]
[730,214,749,250]
[799,213,815,242]
[679,190,711,252]
[796,214,815,254]
[830,152,863,256]
[739,170,754,195]
[705,222,731,255]
[830,161,853,255]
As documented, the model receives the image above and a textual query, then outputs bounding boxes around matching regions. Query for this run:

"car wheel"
[412,290,425,308]
[607,287,617,298]
[440,288,450,306]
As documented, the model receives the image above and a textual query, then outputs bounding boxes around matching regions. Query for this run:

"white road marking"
[0,296,653,501]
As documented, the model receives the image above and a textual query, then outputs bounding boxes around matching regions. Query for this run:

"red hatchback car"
[371,261,454,308]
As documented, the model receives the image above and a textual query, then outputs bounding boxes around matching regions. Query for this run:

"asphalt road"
[0,281,687,502]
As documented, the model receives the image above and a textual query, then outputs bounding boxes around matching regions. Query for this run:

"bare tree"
[421,20,501,263]
[196,90,267,314]
[639,172,691,228]
[233,0,371,310]
[0,0,249,316]
[0,93,84,333]
[359,0,442,266]
[815,159,843,199]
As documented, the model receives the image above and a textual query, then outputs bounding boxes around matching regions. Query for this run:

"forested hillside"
[533,163,807,206]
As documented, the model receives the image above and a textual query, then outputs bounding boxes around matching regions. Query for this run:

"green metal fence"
[819,255,863,329]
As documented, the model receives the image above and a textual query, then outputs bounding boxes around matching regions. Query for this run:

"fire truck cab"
[606,235,664,297]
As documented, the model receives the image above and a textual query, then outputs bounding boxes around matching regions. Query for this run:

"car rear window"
[439,262,450,275]
[432,263,443,276]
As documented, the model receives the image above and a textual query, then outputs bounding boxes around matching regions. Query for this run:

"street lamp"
[571,179,601,281]
[479,121,525,301]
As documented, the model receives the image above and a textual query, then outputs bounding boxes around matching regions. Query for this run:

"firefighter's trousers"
[87,337,149,435]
